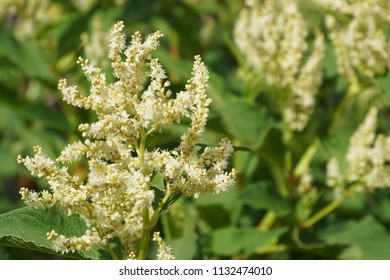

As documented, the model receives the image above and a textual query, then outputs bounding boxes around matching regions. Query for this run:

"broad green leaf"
[211,227,287,256]
[57,11,92,57]
[168,234,198,260]
[0,207,107,259]
[0,26,55,82]
[337,193,366,217]
[17,103,71,133]
[150,172,165,191]
[219,99,272,150]
[196,205,231,230]
[377,70,390,101]
[323,40,338,78]
[196,186,238,207]
[320,215,390,259]
[239,182,291,216]
[375,198,390,222]
[194,189,239,230]
[154,49,192,80]
[0,149,18,177]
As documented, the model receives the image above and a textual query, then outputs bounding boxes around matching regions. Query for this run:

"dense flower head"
[234,0,324,131]
[0,0,129,39]
[17,21,236,257]
[153,232,175,260]
[317,0,390,83]
[0,0,51,39]
[326,107,390,198]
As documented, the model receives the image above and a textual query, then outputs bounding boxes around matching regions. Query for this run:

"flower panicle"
[326,107,390,198]
[153,232,175,260]
[17,21,236,258]
[234,0,325,131]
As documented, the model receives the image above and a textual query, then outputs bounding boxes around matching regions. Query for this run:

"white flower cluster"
[153,232,175,260]
[0,0,129,39]
[234,0,324,131]
[17,21,236,257]
[326,107,390,199]
[318,0,390,83]
[0,0,51,39]
[81,17,110,68]
[297,172,316,198]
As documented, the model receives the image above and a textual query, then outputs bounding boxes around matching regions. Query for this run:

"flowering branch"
[17,21,236,259]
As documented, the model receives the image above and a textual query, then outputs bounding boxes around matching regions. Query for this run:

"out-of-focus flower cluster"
[0,0,52,39]
[317,0,390,84]
[234,0,324,131]
[0,0,128,39]
[17,21,236,258]
[326,107,390,199]
[81,17,110,68]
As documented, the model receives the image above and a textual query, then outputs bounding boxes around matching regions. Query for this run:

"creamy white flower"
[0,0,51,39]
[18,21,235,257]
[234,0,324,131]
[317,0,390,83]
[153,232,175,260]
[326,107,390,197]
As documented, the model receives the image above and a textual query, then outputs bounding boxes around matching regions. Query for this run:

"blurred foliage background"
[1,0,390,260]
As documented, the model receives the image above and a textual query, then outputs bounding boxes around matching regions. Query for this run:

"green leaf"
[320,215,390,259]
[0,149,18,177]
[150,172,165,191]
[377,71,390,101]
[0,207,106,259]
[211,227,287,256]
[169,234,198,260]
[219,99,272,150]
[0,26,55,82]
[194,189,239,230]
[323,40,338,78]
[239,182,291,216]
[154,49,192,80]
[196,205,231,230]
[165,192,183,210]
[57,11,92,57]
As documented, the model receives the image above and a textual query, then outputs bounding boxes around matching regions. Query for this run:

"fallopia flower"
[17,21,236,258]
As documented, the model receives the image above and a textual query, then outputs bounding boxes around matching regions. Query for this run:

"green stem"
[137,187,176,259]
[293,81,362,178]
[138,207,151,260]
[139,127,147,167]
[293,138,320,178]
[234,243,289,259]
[149,187,175,227]
[243,73,264,102]
[105,243,119,260]
[300,199,342,229]
[161,214,173,240]
[258,150,289,197]
[255,244,290,255]
[257,210,277,231]
[331,80,361,125]
[136,125,151,260]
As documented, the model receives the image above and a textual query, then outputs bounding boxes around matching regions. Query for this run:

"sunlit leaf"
[0,207,108,260]
[219,99,272,150]
[211,227,287,256]
[238,182,291,216]
[320,215,390,259]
